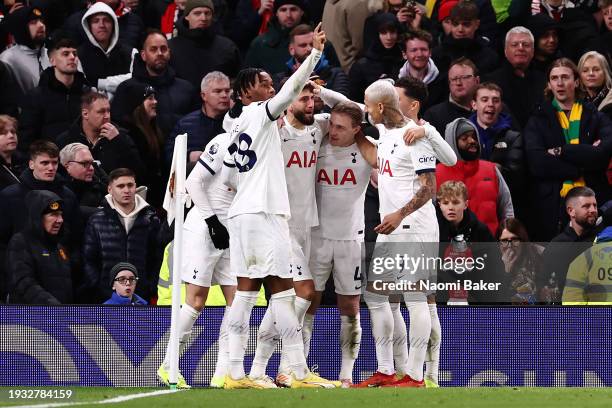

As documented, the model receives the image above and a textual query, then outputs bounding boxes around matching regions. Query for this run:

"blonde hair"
[577,51,612,92]
[364,79,406,128]
[0,115,17,135]
[437,180,468,201]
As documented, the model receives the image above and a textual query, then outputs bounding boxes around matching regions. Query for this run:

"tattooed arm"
[375,171,436,235]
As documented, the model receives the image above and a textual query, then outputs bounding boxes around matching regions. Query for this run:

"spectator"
[18,37,90,151]
[166,71,230,165]
[169,0,241,89]
[423,57,479,135]
[398,29,448,111]
[64,0,145,49]
[431,1,499,76]
[113,82,165,208]
[104,262,147,305]
[229,0,276,51]
[469,82,527,220]
[273,24,349,97]
[0,115,27,191]
[7,191,73,304]
[0,5,50,97]
[82,168,162,303]
[435,180,508,304]
[437,117,514,235]
[484,26,547,128]
[77,2,137,96]
[348,13,403,102]
[526,13,561,75]
[243,0,310,75]
[112,30,198,138]
[578,51,612,118]
[524,58,612,241]
[496,218,543,304]
[600,0,612,61]
[57,91,144,179]
[540,186,600,302]
[0,61,20,117]
[435,0,458,42]
[321,0,371,73]
[59,143,108,219]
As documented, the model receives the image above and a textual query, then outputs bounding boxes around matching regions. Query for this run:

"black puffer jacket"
[0,152,27,191]
[82,197,162,303]
[18,67,91,150]
[7,190,73,304]
[112,56,199,137]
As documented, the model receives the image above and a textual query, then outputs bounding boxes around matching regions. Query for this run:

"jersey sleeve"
[315,113,331,136]
[411,139,437,174]
[423,122,457,166]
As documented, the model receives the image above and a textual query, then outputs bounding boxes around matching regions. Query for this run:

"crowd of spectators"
[0,0,610,305]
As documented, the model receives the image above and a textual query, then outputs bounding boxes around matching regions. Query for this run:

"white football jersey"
[376,123,437,235]
[312,139,372,241]
[280,114,329,228]
[185,133,235,228]
[224,101,290,218]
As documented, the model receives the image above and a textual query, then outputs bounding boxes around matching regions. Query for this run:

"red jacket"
[436,160,499,235]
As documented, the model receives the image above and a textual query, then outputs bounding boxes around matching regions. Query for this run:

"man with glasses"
[423,57,479,135]
[104,262,147,305]
[82,168,162,303]
[60,143,108,219]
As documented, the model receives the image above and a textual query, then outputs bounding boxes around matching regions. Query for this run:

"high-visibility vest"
[157,242,267,306]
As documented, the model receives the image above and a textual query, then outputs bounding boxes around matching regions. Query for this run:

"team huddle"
[157,24,457,389]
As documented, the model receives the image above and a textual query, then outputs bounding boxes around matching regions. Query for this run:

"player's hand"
[100,123,119,140]
[308,80,323,95]
[205,215,230,250]
[403,126,425,145]
[313,22,326,51]
[374,211,403,235]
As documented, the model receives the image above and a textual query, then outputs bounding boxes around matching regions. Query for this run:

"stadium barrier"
[0,306,610,387]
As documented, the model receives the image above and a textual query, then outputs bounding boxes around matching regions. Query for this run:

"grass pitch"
[1,387,611,408]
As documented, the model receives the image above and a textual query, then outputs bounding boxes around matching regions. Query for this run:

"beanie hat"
[438,0,459,22]
[109,262,139,288]
[111,81,156,124]
[456,119,477,137]
[42,199,64,215]
[526,13,559,41]
[6,6,45,47]
[274,0,306,13]
[184,0,215,16]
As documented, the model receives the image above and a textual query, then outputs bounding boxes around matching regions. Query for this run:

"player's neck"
[286,112,305,130]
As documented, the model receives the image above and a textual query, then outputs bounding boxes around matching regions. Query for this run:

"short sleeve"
[411,139,437,174]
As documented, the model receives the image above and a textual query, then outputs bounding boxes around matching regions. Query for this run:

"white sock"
[249,302,279,379]
[302,313,314,359]
[278,296,311,374]
[405,301,432,382]
[163,303,200,370]
[390,302,409,376]
[213,306,231,379]
[228,291,259,380]
[339,314,361,381]
[425,303,441,383]
[271,289,308,380]
[364,291,394,375]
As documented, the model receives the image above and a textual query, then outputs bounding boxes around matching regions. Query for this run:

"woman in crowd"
[578,51,612,118]
[0,115,27,190]
[496,218,544,305]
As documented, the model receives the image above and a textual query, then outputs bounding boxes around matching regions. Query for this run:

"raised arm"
[267,23,325,118]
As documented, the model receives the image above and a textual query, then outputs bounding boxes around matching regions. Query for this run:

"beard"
[458,145,480,161]
[294,110,314,125]
[575,214,597,230]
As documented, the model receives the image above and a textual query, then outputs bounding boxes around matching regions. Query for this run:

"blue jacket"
[165,109,224,166]
[104,291,148,305]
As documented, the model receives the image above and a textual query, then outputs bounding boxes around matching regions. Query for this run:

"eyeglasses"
[449,74,475,83]
[499,238,521,248]
[114,277,139,285]
[68,160,94,168]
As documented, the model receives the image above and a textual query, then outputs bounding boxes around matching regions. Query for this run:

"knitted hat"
[111,81,156,124]
[526,13,559,41]
[274,0,306,13]
[438,0,459,22]
[184,0,215,16]
[456,119,477,137]
[5,6,45,47]
[109,262,139,288]
[42,199,63,215]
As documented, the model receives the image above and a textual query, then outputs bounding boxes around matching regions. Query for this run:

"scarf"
[552,98,585,197]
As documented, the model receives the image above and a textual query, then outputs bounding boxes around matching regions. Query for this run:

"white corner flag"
[162,133,188,389]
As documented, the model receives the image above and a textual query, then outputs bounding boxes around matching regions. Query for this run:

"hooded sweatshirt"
[398,58,440,85]
[79,2,137,95]
[105,193,149,234]
[438,118,514,233]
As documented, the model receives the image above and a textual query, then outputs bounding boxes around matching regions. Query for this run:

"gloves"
[205,215,230,250]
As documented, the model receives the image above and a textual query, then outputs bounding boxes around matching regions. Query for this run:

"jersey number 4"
[228,133,258,172]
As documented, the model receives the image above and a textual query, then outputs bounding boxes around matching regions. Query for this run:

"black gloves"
[205,215,230,250]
